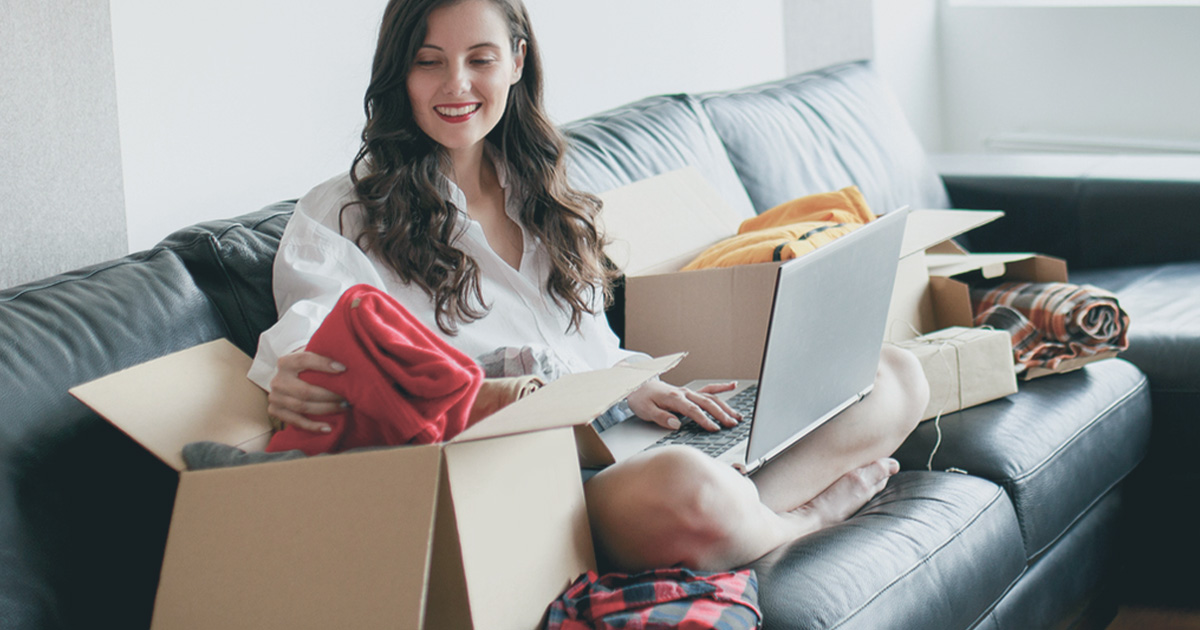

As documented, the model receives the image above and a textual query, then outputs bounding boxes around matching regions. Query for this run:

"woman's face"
[406,0,526,156]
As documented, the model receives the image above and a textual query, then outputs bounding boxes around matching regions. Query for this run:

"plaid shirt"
[545,568,762,630]
[971,282,1130,371]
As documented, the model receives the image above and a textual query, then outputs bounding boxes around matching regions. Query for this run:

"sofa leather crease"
[4,60,1198,629]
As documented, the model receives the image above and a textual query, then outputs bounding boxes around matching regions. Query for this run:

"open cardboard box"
[600,167,806,385]
[599,167,1104,388]
[885,207,1115,379]
[70,339,681,630]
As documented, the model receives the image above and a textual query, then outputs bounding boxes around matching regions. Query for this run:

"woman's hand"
[267,351,347,433]
[626,380,742,432]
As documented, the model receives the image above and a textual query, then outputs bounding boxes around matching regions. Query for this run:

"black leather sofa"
[3,61,1197,629]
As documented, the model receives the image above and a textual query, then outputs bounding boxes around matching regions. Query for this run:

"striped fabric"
[970,282,1130,372]
[545,568,762,630]
[681,186,874,271]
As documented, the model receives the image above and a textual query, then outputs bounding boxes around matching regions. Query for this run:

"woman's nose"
[443,63,470,95]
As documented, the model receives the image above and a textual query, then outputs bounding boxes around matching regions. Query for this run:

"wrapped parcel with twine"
[891,326,1019,422]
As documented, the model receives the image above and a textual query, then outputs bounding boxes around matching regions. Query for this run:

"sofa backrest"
[563,93,758,220]
[699,61,949,215]
[0,249,231,629]
[155,202,293,357]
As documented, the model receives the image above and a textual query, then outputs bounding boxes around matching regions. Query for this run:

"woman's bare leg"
[585,345,928,572]
[750,344,927,513]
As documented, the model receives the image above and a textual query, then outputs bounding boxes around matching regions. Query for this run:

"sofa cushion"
[1071,262,1200,606]
[157,203,293,356]
[0,249,229,629]
[1072,262,1200,391]
[892,358,1150,560]
[749,471,1024,630]
[699,62,950,216]
[938,154,1200,271]
[983,484,1123,630]
[563,93,756,219]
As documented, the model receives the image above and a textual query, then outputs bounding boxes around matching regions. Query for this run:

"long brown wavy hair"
[342,0,613,336]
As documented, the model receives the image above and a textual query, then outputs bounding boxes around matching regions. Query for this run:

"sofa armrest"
[932,153,1200,270]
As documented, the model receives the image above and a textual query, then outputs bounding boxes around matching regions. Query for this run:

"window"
[948,0,1200,7]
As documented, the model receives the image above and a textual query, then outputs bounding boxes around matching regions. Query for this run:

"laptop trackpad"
[598,419,671,462]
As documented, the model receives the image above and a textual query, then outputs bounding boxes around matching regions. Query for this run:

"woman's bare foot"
[785,457,899,531]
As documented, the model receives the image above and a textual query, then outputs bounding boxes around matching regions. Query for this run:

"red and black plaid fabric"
[970,282,1130,371]
[545,568,762,630]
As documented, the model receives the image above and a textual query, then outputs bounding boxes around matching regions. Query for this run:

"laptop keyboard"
[651,384,758,457]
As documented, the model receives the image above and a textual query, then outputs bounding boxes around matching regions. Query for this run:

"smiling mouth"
[434,103,482,119]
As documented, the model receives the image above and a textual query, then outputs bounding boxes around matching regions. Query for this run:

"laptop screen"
[746,207,910,466]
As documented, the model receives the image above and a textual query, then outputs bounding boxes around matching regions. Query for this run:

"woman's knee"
[585,446,760,571]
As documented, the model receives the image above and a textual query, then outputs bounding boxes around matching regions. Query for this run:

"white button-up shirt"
[247,157,641,391]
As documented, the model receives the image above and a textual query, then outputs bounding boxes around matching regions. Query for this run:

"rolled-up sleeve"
[247,196,389,390]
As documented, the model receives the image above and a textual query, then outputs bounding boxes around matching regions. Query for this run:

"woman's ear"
[511,38,527,84]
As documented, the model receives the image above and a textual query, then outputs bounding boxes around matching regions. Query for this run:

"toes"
[860,457,899,485]
[882,457,900,475]
[847,458,899,496]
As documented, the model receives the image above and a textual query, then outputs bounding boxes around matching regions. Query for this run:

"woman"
[248,0,928,573]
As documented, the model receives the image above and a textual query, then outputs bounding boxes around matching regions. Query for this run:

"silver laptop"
[597,206,910,475]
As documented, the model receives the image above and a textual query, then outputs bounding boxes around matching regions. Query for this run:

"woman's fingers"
[267,405,331,434]
[686,389,741,429]
[278,351,347,375]
[268,350,348,434]
[676,397,723,432]
[696,381,737,396]
[273,377,344,405]
[629,380,740,433]
[643,409,685,431]
[270,391,344,418]
[628,381,686,430]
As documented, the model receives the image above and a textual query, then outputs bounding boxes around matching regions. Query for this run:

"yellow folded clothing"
[682,186,876,270]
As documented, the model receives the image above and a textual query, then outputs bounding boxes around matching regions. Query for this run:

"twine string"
[888,320,977,471]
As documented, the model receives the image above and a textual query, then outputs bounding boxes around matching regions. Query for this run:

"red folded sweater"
[266,284,483,455]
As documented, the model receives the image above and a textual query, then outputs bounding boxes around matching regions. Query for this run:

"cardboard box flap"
[443,429,592,630]
[450,353,685,444]
[600,167,743,277]
[901,209,1005,258]
[926,252,1041,279]
[70,339,271,472]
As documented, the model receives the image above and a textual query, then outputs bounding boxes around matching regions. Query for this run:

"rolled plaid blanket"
[970,282,1130,372]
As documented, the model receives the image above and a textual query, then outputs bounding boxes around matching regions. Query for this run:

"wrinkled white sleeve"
[587,284,651,369]
[246,204,389,391]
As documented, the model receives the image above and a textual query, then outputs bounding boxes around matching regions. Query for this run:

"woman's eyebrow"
[418,42,503,52]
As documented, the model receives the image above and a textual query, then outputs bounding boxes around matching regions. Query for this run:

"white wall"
[110,0,382,252]
[1,0,127,289]
[112,0,788,252]
[784,0,874,76]
[940,4,1200,153]
[871,1,1200,155]
[872,0,943,151]
[529,0,786,125]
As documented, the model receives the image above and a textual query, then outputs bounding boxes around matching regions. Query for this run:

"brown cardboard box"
[885,208,1120,378]
[886,208,1068,342]
[890,326,1019,421]
[70,339,681,630]
[599,168,1029,384]
[600,167,777,385]
[599,167,1101,386]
